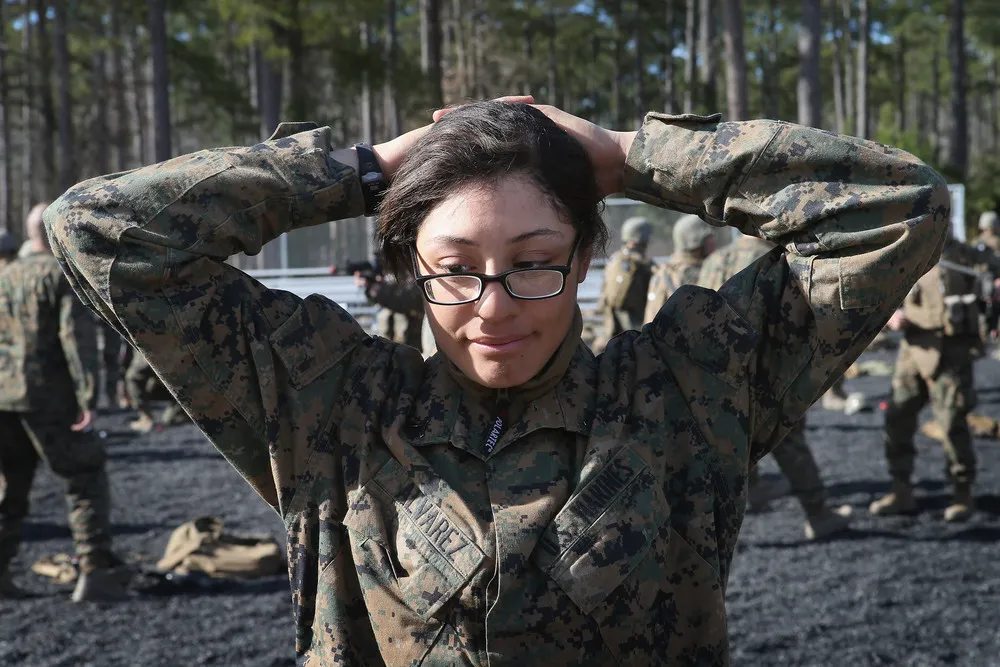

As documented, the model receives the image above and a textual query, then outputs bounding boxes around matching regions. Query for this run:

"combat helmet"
[672,214,713,252]
[621,216,653,245]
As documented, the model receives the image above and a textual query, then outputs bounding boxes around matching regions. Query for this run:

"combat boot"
[944,485,975,523]
[71,565,133,603]
[869,479,917,516]
[160,403,190,426]
[804,505,853,540]
[128,410,155,434]
[0,571,32,599]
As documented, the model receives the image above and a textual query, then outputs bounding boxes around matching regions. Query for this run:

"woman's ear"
[577,249,592,283]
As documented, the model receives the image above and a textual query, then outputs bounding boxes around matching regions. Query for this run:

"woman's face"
[414,176,590,388]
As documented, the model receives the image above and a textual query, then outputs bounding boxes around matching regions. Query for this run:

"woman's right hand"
[374,96,536,182]
[430,101,636,198]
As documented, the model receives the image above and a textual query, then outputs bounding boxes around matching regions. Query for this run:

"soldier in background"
[643,214,715,324]
[0,230,18,267]
[699,232,852,540]
[356,272,425,351]
[871,238,1000,522]
[93,318,124,412]
[977,211,1000,254]
[592,216,654,352]
[0,203,129,601]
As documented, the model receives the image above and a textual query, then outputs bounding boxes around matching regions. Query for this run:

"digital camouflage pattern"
[883,238,1000,487]
[0,252,97,413]
[46,112,948,665]
[0,251,112,574]
[642,252,703,324]
[696,235,831,514]
[696,234,775,293]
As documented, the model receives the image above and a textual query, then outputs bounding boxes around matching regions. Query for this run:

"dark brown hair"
[376,101,607,280]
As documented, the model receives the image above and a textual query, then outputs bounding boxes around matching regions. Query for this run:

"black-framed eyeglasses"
[412,236,581,305]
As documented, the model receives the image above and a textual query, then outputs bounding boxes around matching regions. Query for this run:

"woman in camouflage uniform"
[46,99,947,665]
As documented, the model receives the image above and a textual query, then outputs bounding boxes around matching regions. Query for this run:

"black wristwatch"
[354,142,387,216]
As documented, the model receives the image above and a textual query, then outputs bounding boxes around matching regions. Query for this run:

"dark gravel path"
[3,348,1000,667]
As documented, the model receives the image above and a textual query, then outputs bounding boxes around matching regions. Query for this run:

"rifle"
[331,260,379,283]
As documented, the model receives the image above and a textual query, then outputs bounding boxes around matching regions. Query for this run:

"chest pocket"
[532,445,727,664]
[342,457,485,622]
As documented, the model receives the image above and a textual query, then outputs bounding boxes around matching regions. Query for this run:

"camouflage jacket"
[643,250,702,324]
[696,235,776,291]
[597,247,652,318]
[0,252,98,413]
[900,237,1000,377]
[45,113,948,666]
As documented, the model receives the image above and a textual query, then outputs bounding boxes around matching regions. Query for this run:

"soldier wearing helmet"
[977,211,1000,255]
[643,214,715,324]
[592,216,654,352]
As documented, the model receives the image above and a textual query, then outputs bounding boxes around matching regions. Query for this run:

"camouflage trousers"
[375,308,423,351]
[750,419,828,514]
[96,318,123,407]
[124,352,173,413]
[0,410,113,573]
[883,344,977,486]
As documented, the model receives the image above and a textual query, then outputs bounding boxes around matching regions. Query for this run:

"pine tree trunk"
[991,44,999,153]
[896,34,906,132]
[21,4,34,222]
[683,0,697,113]
[663,0,676,113]
[522,23,533,97]
[0,0,12,228]
[612,0,623,126]
[698,0,717,112]
[932,44,941,163]
[257,46,283,140]
[721,0,748,121]
[110,0,131,171]
[360,22,374,140]
[829,0,845,133]
[420,0,444,108]
[855,0,868,138]
[797,0,822,128]
[286,0,308,121]
[452,0,468,99]
[633,3,645,127]
[36,0,57,197]
[547,11,557,105]
[148,0,172,161]
[840,0,854,135]
[129,31,148,165]
[93,16,110,177]
[948,0,967,176]
[53,0,74,191]
[384,0,400,138]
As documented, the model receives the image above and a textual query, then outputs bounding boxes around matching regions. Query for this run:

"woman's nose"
[475,280,517,320]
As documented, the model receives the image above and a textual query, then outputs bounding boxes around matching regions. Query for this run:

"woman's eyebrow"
[427,228,564,247]
[508,229,564,244]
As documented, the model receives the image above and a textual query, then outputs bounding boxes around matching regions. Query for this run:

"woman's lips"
[469,334,530,354]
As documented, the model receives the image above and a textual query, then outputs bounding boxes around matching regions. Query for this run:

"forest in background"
[0,0,999,242]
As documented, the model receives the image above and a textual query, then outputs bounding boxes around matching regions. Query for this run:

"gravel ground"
[3,348,1000,667]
